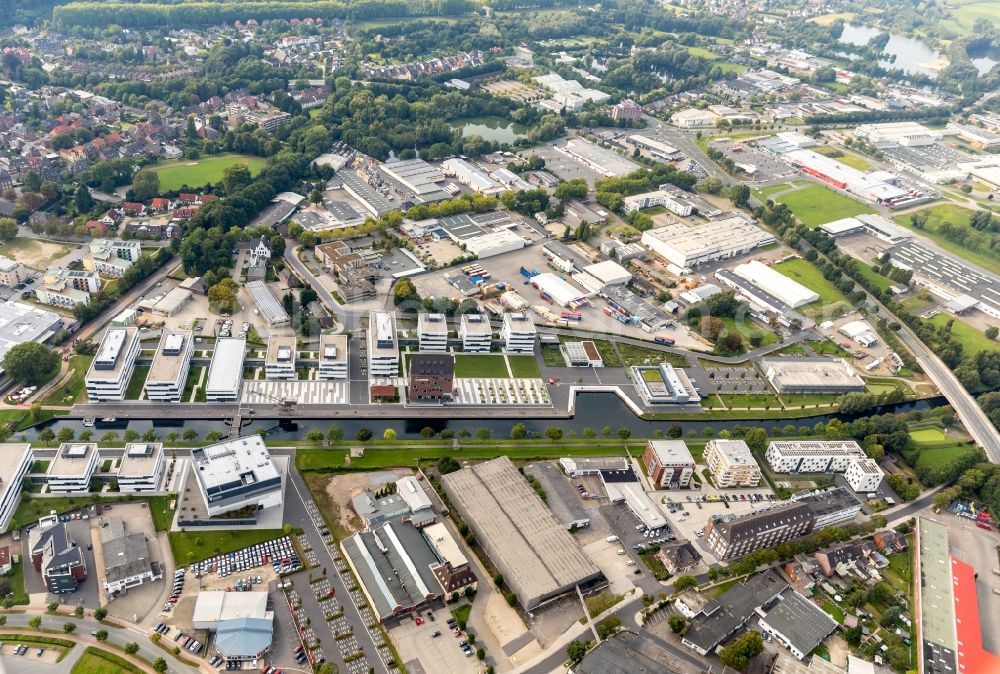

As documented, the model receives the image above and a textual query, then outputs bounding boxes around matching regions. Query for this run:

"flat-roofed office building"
[47,443,99,494]
[0,443,32,532]
[205,338,246,402]
[318,334,348,380]
[264,335,296,380]
[85,327,140,401]
[117,443,164,493]
[845,457,884,493]
[459,314,492,352]
[418,313,448,352]
[500,312,536,354]
[765,440,865,474]
[761,357,865,394]
[441,456,604,609]
[145,330,193,402]
[368,311,399,378]
[191,435,282,517]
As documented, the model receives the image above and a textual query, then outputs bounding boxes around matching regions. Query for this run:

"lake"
[453,117,528,144]
[838,23,944,78]
[968,42,1000,76]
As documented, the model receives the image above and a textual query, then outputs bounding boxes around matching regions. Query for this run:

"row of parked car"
[192,537,298,578]
[2,642,44,657]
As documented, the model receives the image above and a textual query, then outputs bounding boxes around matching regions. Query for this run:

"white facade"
[459,314,492,352]
[733,260,819,308]
[116,443,165,493]
[704,440,761,488]
[845,458,884,493]
[622,189,694,216]
[418,313,449,352]
[441,158,502,195]
[145,331,193,403]
[765,441,865,474]
[205,338,246,402]
[264,336,296,380]
[47,443,99,494]
[0,443,32,532]
[318,334,348,380]
[640,216,774,271]
[500,312,536,353]
[86,239,141,277]
[85,327,140,401]
[192,436,283,517]
[0,256,26,287]
[368,311,399,377]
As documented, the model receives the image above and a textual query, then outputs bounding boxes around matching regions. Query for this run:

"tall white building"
[264,336,296,380]
[205,338,246,402]
[368,311,399,378]
[500,312,536,354]
[47,443,99,494]
[117,443,165,493]
[0,256,26,287]
[85,327,140,401]
[318,334,348,380]
[418,313,448,352]
[765,441,865,473]
[145,331,193,403]
[0,443,32,532]
[704,440,761,488]
[459,314,492,352]
[191,436,282,517]
[845,458,884,493]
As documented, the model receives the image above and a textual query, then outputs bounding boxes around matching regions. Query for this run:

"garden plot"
[452,378,551,405]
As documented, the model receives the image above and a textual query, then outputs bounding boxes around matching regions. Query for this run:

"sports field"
[909,428,947,443]
[774,184,875,228]
[772,258,848,305]
[151,153,265,192]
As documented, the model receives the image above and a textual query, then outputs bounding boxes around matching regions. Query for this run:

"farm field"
[775,184,875,228]
[151,153,265,192]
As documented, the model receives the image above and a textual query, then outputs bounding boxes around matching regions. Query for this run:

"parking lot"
[518,142,613,186]
[711,139,798,184]
[392,613,480,674]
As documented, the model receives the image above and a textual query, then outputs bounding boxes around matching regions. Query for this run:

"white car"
[626,560,636,566]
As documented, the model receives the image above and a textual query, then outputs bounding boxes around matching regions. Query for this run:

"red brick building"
[407,354,454,402]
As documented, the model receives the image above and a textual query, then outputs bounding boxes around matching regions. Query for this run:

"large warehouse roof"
[733,260,818,308]
[441,456,601,608]
[533,272,588,307]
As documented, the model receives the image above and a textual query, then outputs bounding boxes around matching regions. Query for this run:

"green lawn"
[718,393,784,409]
[147,495,176,532]
[822,601,845,623]
[124,365,149,401]
[915,444,981,471]
[168,529,286,564]
[940,0,1000,34]
[9,494,162,531]
[909,428,947,443]
[454,354,509,378]
[451,604,472,627]
[719,316,779,347]
[615,342,688,367]
[806,339,849,357]
[775,184,875,228]
[4,559,29,604]
[151,153,266,192]
[893,204,1000,277]
[927,312,1000,354]
[867,383,898,395]
[853,262,894,292]
[507,355,541,378]
[686,45,722,59]
[41,355,93,406]
[772,258,848,305]
[754,181,807,200]
[71,647,142,674]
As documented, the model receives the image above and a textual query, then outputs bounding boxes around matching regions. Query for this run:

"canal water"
[22,393,946,442]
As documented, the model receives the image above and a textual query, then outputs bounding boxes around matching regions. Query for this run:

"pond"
[837,23,944,78]
[22,393,947,442]
[452,117,528,144]
[968,42,1000,76]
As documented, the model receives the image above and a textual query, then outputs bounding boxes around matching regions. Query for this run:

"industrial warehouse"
[440,456,605,609]
[640,213,774,272]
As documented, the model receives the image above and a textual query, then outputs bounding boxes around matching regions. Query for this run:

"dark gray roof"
[523,461,589,528]
[574,631,684,674]
[409,354,454,377]
[794,487,860,519]
[683,571,787,653]
[712,501,813,544]
[99,517,157,584]
[760,589,837,656]
[30,522,84,577]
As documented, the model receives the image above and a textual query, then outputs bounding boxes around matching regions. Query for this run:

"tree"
[131,169,160,201]
[315,664,338,674]
[987,326,999,341]
[719,631,763,670]
[668,614,687,633]
[730,184,751,208]
[207,278,239,314]
[566,640,588,663]
[28,616,42,629]
[124,643,139,655]
[438,456,460,474]
[3,342,60,385]
[153,657,168,673]
[356,428,373,442]
[673,575,698,592]
[222,163,253,194]
[306,430,324,443]
[475,427,490,440]
[63,622,76,633]
[150,632,162,644]
[596,616,621,640]
[327,426,344,443]
[94,608,107,621]
[393,278,419,307]
[182,429,198,442]
[743,427,767,453]
[511,423,528,440]
[544,427,563,440]
[38,428,55,445]
[617,427,631,440]
[701,176,723,195]
[880,605,902,627]
[74,605,84,617]
[0,217,17,241]
[383,428,397,441]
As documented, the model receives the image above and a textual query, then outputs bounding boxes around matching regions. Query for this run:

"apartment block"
[117,443,165,493]
[845,458,884,493]
[459,314,492,352]
[418,313,448,352]
[704,440,761,488]
[704,501,814,560]
[0,443,32,532]
[47,443,99,494]
[368,311,399,378]
[642,440,695,488]
[0,255,26,287]
[85,239,142,277]
[318,334,348,380]
[264,336,296,380]
[145,330,193,403]
[765,441,865,474]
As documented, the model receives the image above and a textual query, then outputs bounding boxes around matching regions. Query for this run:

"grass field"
[686,45,722,59]
[454,354,509,378]
[718,393,784,409]
[821,601,845,623]
[775,185,875,228]
[71,647,142,674]
[853,262,894,292]
[939,0,1000,34]
[719,316,779,347]
[168,528,285,564]
[124,365,149,401]
[927,312,1000,354]
[915,444,980,471]
[0,237,71,269]
[615,342,688,367]
[151,153,265,192]
[507,355,541,378]
[811,11,857,25]
[41,355,94,406]
[893,204,1000,277]
[772,258,848,305]
[909,428,947,443]
[754,181,807,201]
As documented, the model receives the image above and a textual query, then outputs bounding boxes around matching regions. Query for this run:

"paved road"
[284,245,359,327]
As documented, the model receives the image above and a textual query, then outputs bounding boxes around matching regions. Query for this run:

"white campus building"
[85,327,140,401]
[318,334,348,380]
[116,443,165,493]
[191,436,283,517]
[368,311,399,378]
[845,457,884,493]
[205,338,246,402]
[459,314,492,352]
[418,313,449,352]
[47,443,99,494]
[0,443,32,532]
[145,330,194,403]
[765,441,866,473]
[500,312,536,353]
[264,336,296,380]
